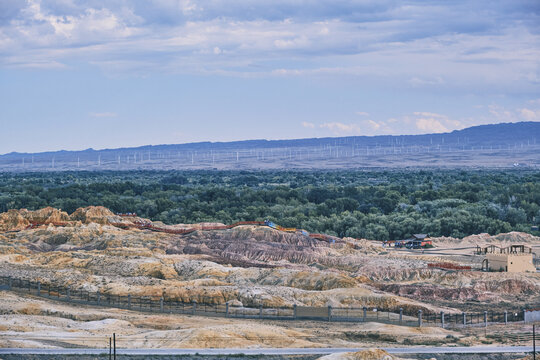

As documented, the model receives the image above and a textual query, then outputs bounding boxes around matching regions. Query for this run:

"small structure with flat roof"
[478,244,536,272]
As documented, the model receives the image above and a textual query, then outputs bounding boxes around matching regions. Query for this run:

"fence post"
[160,297,164,313]
[441,311,445,328]
[523,309,526,322]
[484,311,488,327]
[7,277,12,290]
[225,302,229,318]
[128,294,132,310]
[399,308,403,325]
[462,312,466,326]
[363,307,367,322]
[97,292,101,306]
[259,304,263,319]
[328,305,332,322]
[67,287,71,302]
[504,311,508,325]
[293,304,297,320]
[418,310,422,327]
[192,301,197,315]
[37,281,41,296]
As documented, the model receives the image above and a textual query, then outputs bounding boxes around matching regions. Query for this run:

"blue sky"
[0,0,539,153]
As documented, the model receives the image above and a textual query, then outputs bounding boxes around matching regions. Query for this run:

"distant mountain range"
[1,121,539,171]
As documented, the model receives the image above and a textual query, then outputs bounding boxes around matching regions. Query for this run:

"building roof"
[412,234,429,239]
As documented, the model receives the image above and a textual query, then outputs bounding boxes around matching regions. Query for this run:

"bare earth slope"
[0,206,539,350]
[1,207,538,310]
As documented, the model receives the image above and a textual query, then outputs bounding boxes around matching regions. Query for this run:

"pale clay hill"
[0,206,538,310]
[0,206,538,351]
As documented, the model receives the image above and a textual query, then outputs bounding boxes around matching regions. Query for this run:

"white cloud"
[413,112,445,118]
[366,119,380,130]
[519,108,540,121]
[415,118,449,133]
[409,76,445,87]
[22,0,138,40]
[411,111,464,133]
[273,35,310,49]
[6,59,67,69]
[356,111,370,117]
[488,104,517,122]
[301,121,315,128]
[319,122,361,135]
[0,0,538,94]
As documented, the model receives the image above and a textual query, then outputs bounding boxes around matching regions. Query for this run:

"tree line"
[0,169,538,240]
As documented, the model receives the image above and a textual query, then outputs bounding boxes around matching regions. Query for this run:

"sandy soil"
[0,207,538,350]
[0,292,462,349]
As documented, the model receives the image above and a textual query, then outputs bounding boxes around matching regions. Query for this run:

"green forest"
[0,169,538,240]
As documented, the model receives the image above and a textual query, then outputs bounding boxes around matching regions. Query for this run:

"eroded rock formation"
[0,207,538,313]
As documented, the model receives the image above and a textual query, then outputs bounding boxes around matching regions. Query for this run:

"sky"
[0,0,539,154]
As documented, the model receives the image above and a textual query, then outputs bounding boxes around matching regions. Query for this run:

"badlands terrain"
[0,206,538,353]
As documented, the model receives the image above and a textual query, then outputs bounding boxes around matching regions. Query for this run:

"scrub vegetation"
[0,169,538,240]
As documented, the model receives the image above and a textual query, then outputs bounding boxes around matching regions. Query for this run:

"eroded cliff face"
[0,209,30,231]
[0,206,115,231]
[0,207,538,312]
[70,206,116,224]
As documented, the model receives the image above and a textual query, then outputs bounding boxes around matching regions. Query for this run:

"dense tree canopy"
[0,169,538,240]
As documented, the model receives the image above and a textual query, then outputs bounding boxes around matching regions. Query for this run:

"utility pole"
[534,324,536,360]
[113,333,116,360]
[109,337,112,360]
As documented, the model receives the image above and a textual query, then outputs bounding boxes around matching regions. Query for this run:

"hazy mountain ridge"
[1,122,539,171]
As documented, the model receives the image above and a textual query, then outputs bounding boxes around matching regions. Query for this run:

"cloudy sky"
[1,0,539,153]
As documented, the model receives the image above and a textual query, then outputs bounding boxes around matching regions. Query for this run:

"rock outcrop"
[70,206,116,225]
[0,209,30,231]
[0,206,538,313]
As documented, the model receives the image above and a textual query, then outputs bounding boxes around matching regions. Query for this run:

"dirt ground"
[0,208,538,353]
[0,291,467,349]
[0,291,534,351]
